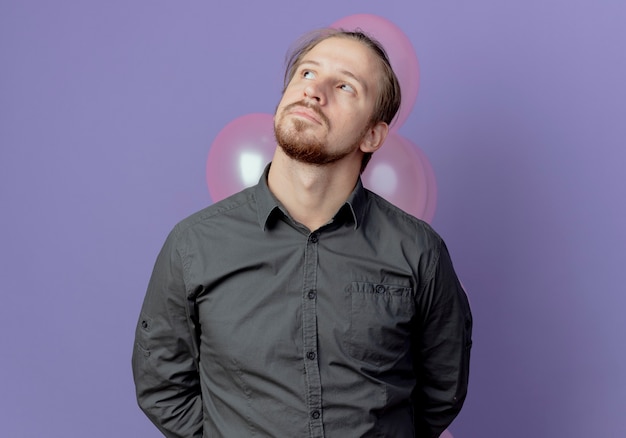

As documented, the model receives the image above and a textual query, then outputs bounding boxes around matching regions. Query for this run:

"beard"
[274,101,368,166]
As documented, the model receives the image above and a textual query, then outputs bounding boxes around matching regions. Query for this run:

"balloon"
[362,132,436,222]
[206,113,275,202]
[331,14,420,130]
[412,141,438,223]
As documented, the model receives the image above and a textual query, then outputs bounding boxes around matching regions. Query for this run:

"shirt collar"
[343,177,367,230]
[254,164,282,231]
[254,163,368,231]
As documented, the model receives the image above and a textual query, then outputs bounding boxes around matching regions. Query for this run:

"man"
[132,29,472,438]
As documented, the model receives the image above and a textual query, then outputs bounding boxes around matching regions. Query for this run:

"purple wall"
[2,1,625,436]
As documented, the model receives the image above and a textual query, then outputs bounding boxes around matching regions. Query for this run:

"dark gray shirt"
[133,166,472,438]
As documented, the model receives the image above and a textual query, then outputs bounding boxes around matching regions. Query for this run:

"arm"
[412,239,472,437]
[132,228,203,437]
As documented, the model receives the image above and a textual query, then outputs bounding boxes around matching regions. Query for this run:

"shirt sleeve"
[132,227,203,438]
[412,238,473,437]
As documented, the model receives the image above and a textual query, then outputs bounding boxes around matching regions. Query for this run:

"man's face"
[274,37,382,166]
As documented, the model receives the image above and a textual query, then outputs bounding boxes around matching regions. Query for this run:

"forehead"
[300,37,383,85]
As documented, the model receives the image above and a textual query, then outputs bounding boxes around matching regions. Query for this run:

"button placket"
[302,232,324,437]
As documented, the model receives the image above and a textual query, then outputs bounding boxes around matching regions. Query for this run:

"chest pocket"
[345,281,415,368]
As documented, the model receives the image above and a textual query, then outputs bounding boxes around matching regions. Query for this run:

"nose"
[304,82,326,105]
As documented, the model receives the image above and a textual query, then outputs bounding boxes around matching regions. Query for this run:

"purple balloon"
[331,14,420,130]
[206,113,275,202]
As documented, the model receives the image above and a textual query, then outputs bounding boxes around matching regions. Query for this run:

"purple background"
[2,1,625,437]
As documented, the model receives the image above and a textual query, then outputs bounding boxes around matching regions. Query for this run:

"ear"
[359,121,389,153]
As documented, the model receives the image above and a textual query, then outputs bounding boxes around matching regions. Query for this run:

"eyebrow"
[298,60,368,94]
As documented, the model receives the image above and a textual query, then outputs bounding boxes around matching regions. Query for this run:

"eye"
[339,83,355,93]
[303,70,315,79]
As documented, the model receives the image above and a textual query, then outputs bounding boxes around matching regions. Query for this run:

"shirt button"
[306,351,316,360]
[310,233,319,243]
[375,284,386,294]
[307,290,316,299]
[311,410,320,419]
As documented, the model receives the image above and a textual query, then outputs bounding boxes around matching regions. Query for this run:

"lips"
[283,101,329,128]
[290,107,322,124]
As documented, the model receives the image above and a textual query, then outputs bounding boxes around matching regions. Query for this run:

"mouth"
[290,110,322,125]
[283,102,329,127]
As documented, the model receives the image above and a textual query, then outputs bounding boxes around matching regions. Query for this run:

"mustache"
[282,100,330,128]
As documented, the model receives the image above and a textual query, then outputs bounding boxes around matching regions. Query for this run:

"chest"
[191,232,418,370]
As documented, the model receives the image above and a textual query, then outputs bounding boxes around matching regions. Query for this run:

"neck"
[267,148,361,231]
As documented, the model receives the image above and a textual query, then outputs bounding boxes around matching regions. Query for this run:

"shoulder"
[170,186,258,241]
[364,188,442,247]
